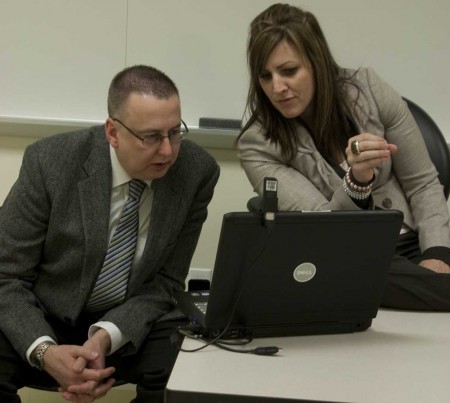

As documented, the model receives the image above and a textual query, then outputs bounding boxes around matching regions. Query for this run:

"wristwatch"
[32,341,56,370]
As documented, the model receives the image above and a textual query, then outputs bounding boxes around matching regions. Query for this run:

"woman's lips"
[277,96,295,105]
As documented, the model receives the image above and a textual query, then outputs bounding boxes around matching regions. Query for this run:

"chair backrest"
[247,97,450,212]
[403,97,450,199]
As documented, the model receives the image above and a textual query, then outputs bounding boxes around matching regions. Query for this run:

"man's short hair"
[107,65,179,118]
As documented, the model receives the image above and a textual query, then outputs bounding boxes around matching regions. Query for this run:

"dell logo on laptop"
[293,263,316,282]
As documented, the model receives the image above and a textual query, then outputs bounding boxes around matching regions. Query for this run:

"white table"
[165,309,450,402]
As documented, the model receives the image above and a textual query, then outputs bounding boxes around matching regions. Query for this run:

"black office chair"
[404,97,450,199]
[247,97,450,212]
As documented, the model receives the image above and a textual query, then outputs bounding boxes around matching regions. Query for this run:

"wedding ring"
[351,140,361,156]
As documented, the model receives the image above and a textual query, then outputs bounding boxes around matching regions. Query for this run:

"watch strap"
[33,341,56,370]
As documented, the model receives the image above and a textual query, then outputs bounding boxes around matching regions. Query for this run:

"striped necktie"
[86,179,146,312]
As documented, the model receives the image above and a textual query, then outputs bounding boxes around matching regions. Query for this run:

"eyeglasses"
[111,117,188,147]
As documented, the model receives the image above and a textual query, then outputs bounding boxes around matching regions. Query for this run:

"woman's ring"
[351,140,361,156]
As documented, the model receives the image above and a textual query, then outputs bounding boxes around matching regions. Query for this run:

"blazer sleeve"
[0,143,59,358]
[365,68,450,251]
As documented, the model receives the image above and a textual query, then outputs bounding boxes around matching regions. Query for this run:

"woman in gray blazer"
[237,3,450,310]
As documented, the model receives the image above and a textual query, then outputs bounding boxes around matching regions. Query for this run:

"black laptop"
[175,210,403,339]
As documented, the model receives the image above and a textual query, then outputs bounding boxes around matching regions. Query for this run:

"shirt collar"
[109,145,152,189]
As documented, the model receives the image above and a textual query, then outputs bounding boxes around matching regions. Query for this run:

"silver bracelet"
[343,177,372,200]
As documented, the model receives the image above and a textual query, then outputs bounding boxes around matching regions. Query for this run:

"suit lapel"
[127,172,182,289]
[74,131,184,295]
[77,133,112,294]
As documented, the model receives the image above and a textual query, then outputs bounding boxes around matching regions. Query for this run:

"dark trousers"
[0,314,187,403]
[382,231,450,310]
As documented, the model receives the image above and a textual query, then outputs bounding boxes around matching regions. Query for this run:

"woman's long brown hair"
[238,3,360,164]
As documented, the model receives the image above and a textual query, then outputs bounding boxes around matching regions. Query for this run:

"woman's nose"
[272,75,287,93]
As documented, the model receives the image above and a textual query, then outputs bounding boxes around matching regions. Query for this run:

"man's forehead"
[126,91,179,105]
[122,92,181,127]
[124,91,179,109]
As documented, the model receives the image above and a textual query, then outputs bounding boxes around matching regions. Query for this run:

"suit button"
[382,198,392,209]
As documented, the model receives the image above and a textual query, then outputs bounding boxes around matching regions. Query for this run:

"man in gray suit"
[0,65,220,402]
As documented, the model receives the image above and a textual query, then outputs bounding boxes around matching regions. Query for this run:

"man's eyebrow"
[137,127,158,135]
[138,123,182,135]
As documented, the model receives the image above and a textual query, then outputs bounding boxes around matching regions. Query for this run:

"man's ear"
[105,118,119,148]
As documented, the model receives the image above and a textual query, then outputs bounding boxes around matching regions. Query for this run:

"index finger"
[356,133,388,143]
[67,377,116,399]
[70,345,99,362]
[78,366,116,383]
[73,356,88,373]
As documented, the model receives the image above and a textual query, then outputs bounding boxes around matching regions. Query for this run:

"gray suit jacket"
[238,68,450,252]
[0,125,220,359]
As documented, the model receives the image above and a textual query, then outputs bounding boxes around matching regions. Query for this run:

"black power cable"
[171,177,281,356]
[172,327,281,356]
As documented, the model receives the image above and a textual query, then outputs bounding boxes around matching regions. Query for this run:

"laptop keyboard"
[194,301,208,314]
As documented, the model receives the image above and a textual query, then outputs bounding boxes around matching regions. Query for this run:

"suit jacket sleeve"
[0,141,59,357]
[361,68,450,251]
